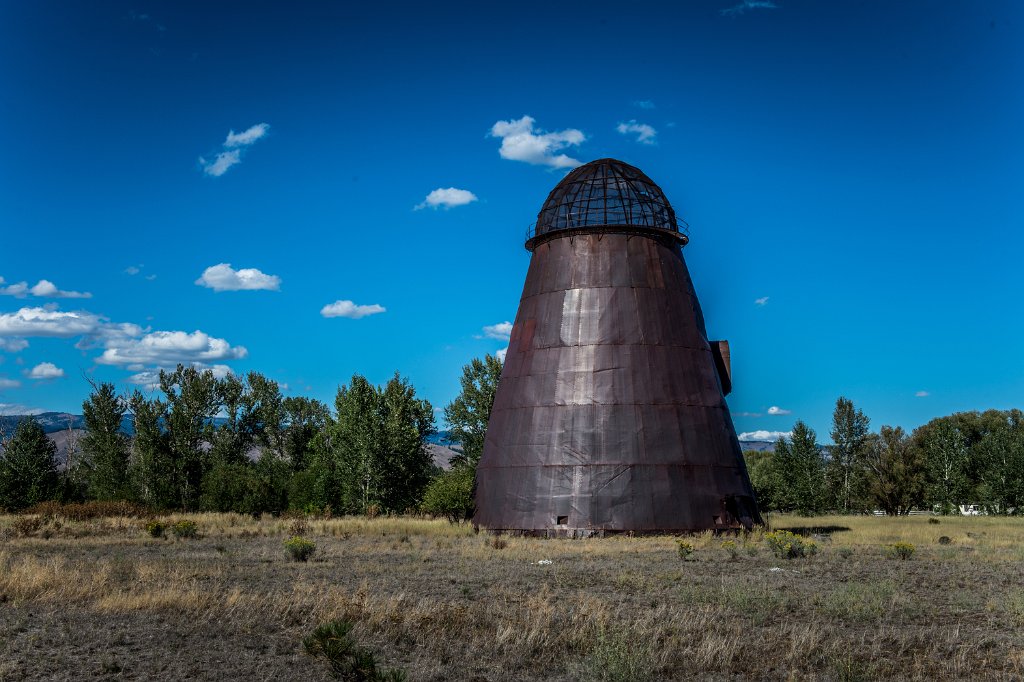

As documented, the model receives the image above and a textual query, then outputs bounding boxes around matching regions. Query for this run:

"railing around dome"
[524,216,690,245]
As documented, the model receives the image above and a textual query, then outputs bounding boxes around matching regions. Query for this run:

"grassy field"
[1,511,1023,681]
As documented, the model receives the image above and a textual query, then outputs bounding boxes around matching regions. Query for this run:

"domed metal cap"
[534,158,679,236]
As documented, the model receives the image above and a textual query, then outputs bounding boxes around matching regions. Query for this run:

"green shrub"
[721,539,739,561]
[303,619,406,681]
[676,540,694,561]
[171,520,199,538]
[145,520,166,538]
[764,530,818,559]
[928,517,940,525]
[285,535,317,562]
[886,542,915,560]
[420,465,474,523]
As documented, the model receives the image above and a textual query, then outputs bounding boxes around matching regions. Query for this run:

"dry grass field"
[1,511,1023,681]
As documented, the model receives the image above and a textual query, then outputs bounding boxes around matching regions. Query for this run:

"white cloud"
[415,187,478,210]
[27,362,64,380]
[734,411,763,418]
[125,265,142,275]
[0,276,91,299]
[320,300,386,319]
[633,100,655,110]
[915,390,930,398]
[616,120,657,144]
[489,116,584,168]
[200,123,270,177]
[721,0,777,16]
[0,377,20,390]
[495,347,508,363]
[755,296,769,306]
[767,406,792,416]
[0,403,44,416]
[199,149,241,177]
[97,330,247,367]
[739,430,793,441]
[195,263,281,292]
[224,123,269,147]
[482,321,513,341]
[0,338,28,352]
[0,307,106,338]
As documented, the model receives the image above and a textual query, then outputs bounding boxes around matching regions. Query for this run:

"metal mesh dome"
[534,158,678,235]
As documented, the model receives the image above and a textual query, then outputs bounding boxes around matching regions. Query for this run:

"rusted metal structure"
[474,159,761,534]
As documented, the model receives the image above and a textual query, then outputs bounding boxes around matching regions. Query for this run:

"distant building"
[475,159,761,534]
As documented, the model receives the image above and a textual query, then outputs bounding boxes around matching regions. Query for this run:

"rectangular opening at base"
[556,515,568,525]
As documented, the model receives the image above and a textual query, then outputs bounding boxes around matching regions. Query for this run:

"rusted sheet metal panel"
[475,159,761,533]
[711,340,732,396]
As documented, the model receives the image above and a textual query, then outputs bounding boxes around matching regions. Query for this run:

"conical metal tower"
[474,159,761,535]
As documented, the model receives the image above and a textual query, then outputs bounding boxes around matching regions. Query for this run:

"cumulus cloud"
[489,116,584,168]
[721,0,777,16]
[915,390,930,397]
[0,377,21,390]
[415,187,478,210]
[738,430,793,441]
[195,263,281,292]
[767,406,792,416]
[495,347,508,363]
[616,120,657,144]
[199,122,270,177]
[320,300,386,319]
[199,149,242,177]
[125,266,141,275]
[755,296,769,306]
[0,338,28,352]
[0,307,107,338]
[27,362,64,380]
[224,123,269,147]
[633,100,655,109]
[482,321,513,341]
[96,330,247,367]
[0,276,91,299]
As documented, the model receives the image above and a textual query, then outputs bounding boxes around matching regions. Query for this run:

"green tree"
[129,391,175,509]
[915,418,970,514]
[443,354,503,467]
[282,396,330,472]
[310,373,435,514]
[160,365,219,509]
[827,396,870,512]
[859,425,925,515]
[0,417,59,510]
[743,450,778,511]
[975,409,1024,514]
[772,421,826,515]
[81,382,131,500]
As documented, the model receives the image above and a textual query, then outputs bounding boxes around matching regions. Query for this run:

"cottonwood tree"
[310,373,434,514]
[129,391,175,508]
[772,421,826,515]
[858,425,926,515]
[160,365,219,509]
[976,409,1024,514]
[444,354,503,467]
[828,397,870,512]
[915,418,970,514]
[0,417,59,510]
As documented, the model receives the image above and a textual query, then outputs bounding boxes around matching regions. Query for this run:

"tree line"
[746,397,1024,515]
[0,364,438,515]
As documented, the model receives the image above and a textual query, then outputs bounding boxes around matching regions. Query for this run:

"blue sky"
[1,1,1021,441]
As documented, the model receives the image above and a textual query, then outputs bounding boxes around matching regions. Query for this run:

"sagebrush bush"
[171,520,199,539]
[886,542,915,560]
[303,618,405,681]
[144,520,166,538]
[285,535,316,562]
[677,540,694,561]
[765,530,818,559]
[13,515,44,537]
[721,539,739,561]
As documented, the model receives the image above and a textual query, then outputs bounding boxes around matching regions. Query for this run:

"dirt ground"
[1,513,1022,681]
